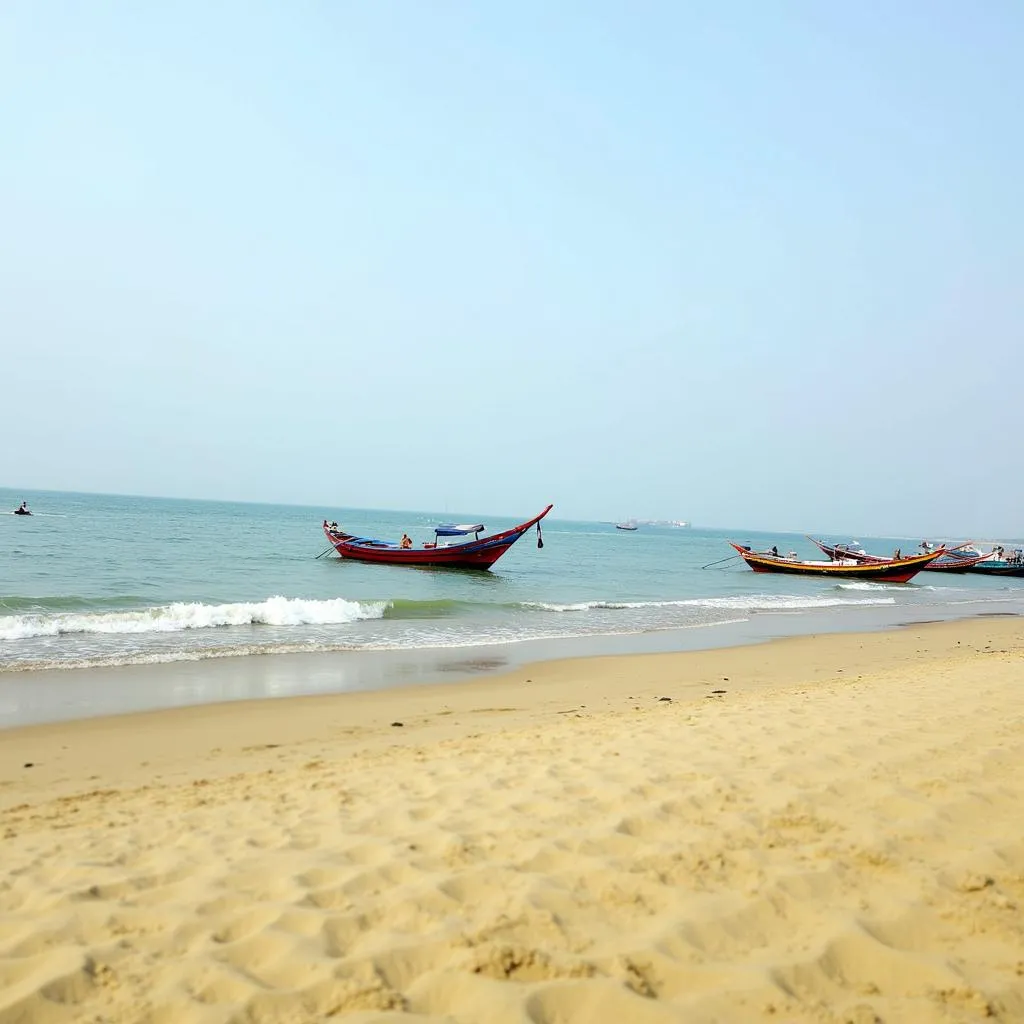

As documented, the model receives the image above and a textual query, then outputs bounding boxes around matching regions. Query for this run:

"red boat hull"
[731,544,941,583]
[324,505,553,570]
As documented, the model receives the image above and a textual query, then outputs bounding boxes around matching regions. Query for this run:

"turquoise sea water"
[3,488,1024,677]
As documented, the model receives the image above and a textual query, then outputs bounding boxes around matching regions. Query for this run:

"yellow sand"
[1,618,1022,1023]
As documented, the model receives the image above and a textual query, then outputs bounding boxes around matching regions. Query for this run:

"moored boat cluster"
[730,537,1024,583]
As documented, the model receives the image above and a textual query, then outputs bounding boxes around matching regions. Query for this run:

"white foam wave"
[524,594,896,612]
[0,596,387,641]
[0,616,762,673]
[837,582,940,592]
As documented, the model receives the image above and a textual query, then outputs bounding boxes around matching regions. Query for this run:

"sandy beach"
[1,617,1022,1023]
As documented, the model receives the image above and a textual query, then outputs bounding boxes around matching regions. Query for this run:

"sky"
[2,1,1022,536]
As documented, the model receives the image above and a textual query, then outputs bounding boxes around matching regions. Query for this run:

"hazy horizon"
[4,2,1022,537]
[5,484,1020,545]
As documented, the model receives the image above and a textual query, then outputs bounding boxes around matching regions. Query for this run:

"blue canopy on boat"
[435,523,485,537]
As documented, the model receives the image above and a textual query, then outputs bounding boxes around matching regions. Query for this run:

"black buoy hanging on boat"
[537,522,544,549]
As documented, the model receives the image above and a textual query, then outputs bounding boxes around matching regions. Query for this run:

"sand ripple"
[2,649,1023,1022]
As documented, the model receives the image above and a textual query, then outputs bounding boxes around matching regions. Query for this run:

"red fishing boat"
[807,537,991,572]
[322,505,553,570]
[730,543,943,583]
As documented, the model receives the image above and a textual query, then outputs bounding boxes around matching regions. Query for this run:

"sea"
[2,488,1023,722]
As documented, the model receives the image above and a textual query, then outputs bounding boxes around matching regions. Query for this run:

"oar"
[315,545,336,559]
[701,553,739,570]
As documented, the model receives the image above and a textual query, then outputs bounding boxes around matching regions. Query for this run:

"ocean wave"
[0,594,154,612]
[836,582,942,592]
[522,594,896,612]
[0,642,356,672]
[383,598,465,619]
[835,582,898,591]
[0,596,387,641]
[0,615,764,673]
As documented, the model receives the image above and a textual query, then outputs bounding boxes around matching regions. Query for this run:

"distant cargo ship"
[611,518,691,529]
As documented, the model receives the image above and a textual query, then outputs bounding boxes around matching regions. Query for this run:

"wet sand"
[8,599,1024,730]
[1,617,1022,1022]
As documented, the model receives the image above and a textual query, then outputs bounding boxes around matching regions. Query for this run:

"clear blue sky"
[3,1,1022,536]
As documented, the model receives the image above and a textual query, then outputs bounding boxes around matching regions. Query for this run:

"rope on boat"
[701,553,740,570]
[315,545,335,559]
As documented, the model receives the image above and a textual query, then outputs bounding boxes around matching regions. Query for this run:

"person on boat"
[770,545,779,557]
[894,548,901,559]
[15,501,30,515]
[400,533,413,549]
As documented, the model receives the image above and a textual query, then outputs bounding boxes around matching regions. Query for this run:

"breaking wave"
[0,596,387,641]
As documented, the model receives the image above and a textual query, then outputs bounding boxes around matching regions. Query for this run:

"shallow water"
[3,487,1022,676]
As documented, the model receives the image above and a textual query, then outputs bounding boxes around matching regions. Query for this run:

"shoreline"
[2,600,1021,730]
[1,614,1019,794]
[1,616,1022,1022]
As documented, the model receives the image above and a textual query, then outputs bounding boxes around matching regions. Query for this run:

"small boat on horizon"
[12,501,31,516]
[615,520,638,531]
[322,505,553,570]
[730,543,942,583]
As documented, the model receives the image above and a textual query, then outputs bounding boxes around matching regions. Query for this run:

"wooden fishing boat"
[965,555,1024,578]
[730,543,943,582]
[807,537,990,573]
[322,505,553,569]
[806,538,885,564]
